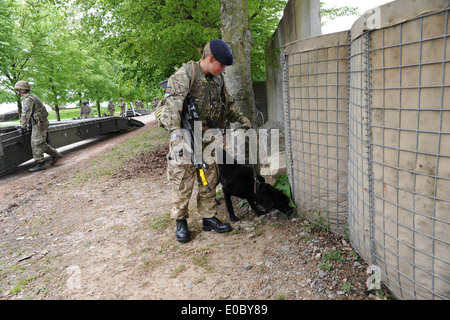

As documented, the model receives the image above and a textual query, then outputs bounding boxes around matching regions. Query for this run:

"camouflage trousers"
[167,137,218,220]
[31,119,59,163]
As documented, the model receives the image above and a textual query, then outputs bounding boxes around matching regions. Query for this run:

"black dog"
[216,149,291,221]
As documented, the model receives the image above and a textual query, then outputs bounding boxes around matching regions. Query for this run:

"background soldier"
[107,99,115,116]
[15,81,62,172]
[160,39,252,243]
[119,97,126,117]
[80,99,92,119]
[151,97,160,110]
[134,99,144,109]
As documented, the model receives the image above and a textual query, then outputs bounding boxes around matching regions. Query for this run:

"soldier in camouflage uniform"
[134,99,144,109]
[119,97,126,117]
[107,99,115,116]
[15,81,62,172]
[151,97,160,110]
[80,99,92,119]
[160,39,252,243]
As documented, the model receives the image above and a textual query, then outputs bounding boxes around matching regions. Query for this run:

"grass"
[311,210,330,232]
[192,256,215,273]
[48,108,86,121]
[71,126,168,183]
[10,276,36,295]
[170,265,186,278]
[341,282,354,293]
[149,212,172,231]
[319,249,344,271]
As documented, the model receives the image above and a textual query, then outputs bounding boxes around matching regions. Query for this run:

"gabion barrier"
[283,0,450,299]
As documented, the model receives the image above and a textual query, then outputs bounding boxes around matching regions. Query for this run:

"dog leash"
[253,177,261,195]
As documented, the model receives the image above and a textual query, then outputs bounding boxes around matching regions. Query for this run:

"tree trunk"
[17,98,22,117]
[49,75,61,121]
[220,0,256,126]
[220,0,260,172]
[96,100,101,117]
[54,101,61,121]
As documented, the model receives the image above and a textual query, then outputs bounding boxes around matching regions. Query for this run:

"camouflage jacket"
[20,93,49,129]
[160,60,250,132]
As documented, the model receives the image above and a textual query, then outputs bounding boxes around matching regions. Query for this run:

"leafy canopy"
[1,0,358,108]
[75,0,289,85]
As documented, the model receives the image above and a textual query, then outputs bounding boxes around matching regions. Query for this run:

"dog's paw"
[230,215,240,222]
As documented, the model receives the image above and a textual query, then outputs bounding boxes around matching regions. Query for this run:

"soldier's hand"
[240,116,253,130]
[242,121,253,130]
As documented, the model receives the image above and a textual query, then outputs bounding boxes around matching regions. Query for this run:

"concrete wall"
[265,0,322,128]
[252,81,268,125]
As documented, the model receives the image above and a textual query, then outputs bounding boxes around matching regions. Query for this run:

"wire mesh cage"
[282,0,450,299]
[362,9,450,300]
[284,32,350,235]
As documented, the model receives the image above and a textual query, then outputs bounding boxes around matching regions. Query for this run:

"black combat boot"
[50,153,62,165]
[29,162,45,172]
[202,217,232,233]
[176,219,190,243]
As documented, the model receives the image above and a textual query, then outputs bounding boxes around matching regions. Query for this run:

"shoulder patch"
[165,86,171,96]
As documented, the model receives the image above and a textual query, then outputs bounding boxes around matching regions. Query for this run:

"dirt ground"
[0,114,393,300]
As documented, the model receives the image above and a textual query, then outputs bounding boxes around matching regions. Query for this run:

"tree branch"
[249,0,265,21]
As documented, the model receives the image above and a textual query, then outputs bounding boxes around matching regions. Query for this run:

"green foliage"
[341,282,354,292]
[72,126,169,182]
[238,199,249,208]
[273,173,296,208]
[1,0,359,110]
[320,2,359,26]
[0,0,150,110]
[311,209,330,232]
[0,0,29,103]
[75,0,288,84]
[248,0,288,81]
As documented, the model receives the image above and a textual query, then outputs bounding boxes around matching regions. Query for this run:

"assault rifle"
[181,95,211,193]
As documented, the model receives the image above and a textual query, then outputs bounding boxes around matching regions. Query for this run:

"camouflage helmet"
[82,99,88,104]
[14,81,31,91]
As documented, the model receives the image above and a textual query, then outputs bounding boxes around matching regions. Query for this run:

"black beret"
[210,39,234,66]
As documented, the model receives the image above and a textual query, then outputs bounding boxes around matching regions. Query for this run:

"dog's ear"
[274,190,291,212]
[256,175,265,184]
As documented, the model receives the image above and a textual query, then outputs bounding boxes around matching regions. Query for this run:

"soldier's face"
[210,57,226,76]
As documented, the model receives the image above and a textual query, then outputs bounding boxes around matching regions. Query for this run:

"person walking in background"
[107,99,115,116]
[15,81,62,172]
[80,99,92,119]
[119,97,126,117]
